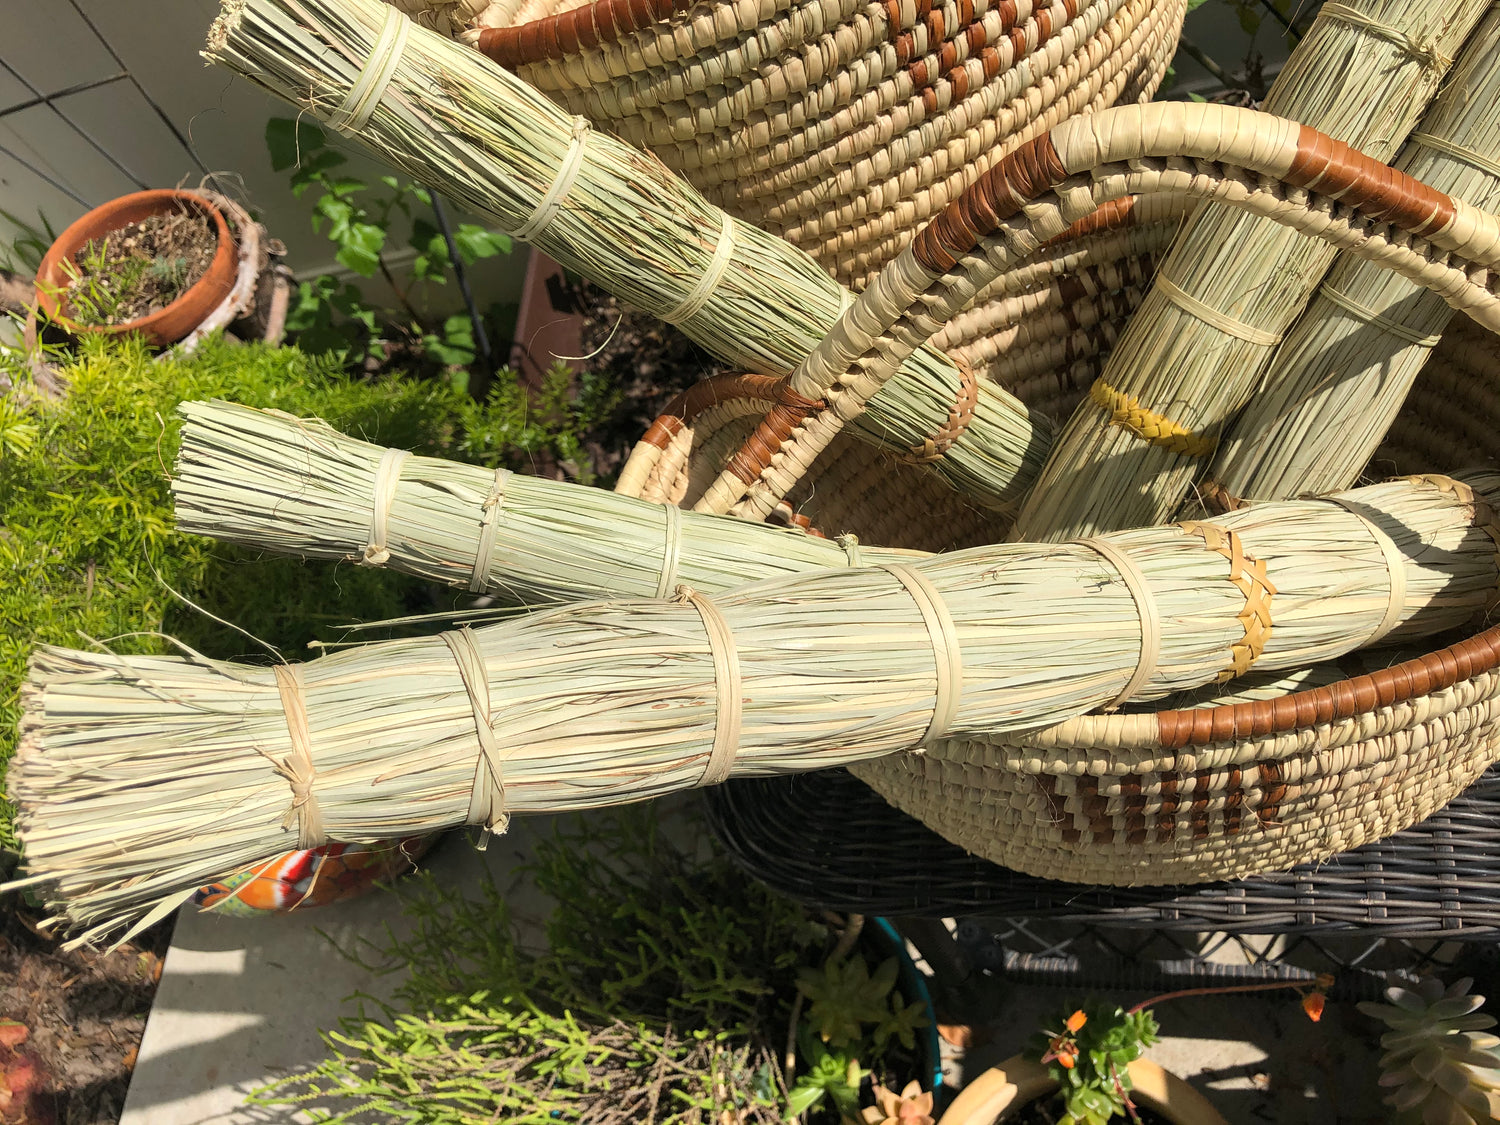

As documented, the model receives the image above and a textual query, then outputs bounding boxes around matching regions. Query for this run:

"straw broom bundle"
[13,470,1500,943]
[1196,6,1500,509]
[204,0,1049,512]
[690,100,1500,522]
[171,400,927,602]
[1004,0,1492,542]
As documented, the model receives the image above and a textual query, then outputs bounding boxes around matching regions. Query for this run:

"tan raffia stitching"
[905,361,979,463]
[1178,521,1277,681]
[673,586,742,786]
[270,665,327,849]
[1089,378,1217,457]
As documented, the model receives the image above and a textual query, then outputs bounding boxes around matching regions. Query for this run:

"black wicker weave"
[703,764,1500,939]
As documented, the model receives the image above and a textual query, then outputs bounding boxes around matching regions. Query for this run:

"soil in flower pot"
[1007,1092,1174,1125]
[62,205,217,328]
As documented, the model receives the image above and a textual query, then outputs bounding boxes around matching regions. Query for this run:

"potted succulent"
[938,978,1335,1125]
[1358,976,1500,1125]
[32,189,239,347]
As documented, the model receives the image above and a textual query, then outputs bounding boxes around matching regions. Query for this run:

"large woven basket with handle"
[389,0,1186,284]
[616,97,1500,886]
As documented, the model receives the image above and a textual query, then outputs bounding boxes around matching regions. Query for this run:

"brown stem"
[378,253,423,326]
[1127,978,1319,1015]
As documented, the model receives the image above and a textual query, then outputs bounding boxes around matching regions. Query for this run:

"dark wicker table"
[703,764,1500,1004]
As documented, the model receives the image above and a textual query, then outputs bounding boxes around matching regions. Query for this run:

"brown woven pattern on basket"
[617,372,1006,551]
[454,0,1183,282]
[853,623,1500,884]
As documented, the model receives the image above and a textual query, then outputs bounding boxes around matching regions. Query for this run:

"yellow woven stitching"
[1090,379,1216,457]
[1179,521,1277,682]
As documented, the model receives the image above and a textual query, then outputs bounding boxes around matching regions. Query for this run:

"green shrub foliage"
[0,335,612,849]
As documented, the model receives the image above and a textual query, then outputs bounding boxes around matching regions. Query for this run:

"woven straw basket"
[617,100,1500,885]
[391,0,1186,285]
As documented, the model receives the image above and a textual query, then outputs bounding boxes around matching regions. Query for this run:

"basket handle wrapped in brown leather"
[696,101,1500,521]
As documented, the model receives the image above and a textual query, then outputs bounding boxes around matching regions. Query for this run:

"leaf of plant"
[335,223,387,278]
[265,117,326,172]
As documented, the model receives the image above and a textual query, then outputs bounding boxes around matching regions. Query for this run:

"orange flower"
[1066,1010,1088,1033]
[1302,990,1326,1023]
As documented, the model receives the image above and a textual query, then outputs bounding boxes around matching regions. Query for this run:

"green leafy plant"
[1032,975,1335,1124]
[252,806,820,1123]
[1358,976,1500,1125]
[787,936,932,1122]
[265,117,511,369]
[0,334,623,850]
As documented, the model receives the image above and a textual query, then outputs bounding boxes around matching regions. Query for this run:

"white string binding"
[673,586,742,787]
[468,467,512,593]
[878,563,962,745]
[327,6,412,136]
[512,117,590,242]
[655,503,683,599]
[1072,537,1161,711]
[363,448,410,566]
[663,213,736,325]
[1326,497,1408,647]
[441,627,511,845]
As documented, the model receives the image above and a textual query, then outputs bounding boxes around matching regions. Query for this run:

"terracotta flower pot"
[33,189,238,347]
[937,1056,1228,1125]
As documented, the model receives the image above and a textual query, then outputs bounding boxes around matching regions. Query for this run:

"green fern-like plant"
[1358,977,1500,1125]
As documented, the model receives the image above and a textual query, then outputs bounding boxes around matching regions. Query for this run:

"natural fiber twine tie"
[836,533,864,567]
[1319,286,1442,348]
[1410,132,1500,181]
[1072,537,1160,711]
[441,627,510,839]
[655,503,683,599]
[1324,497,1407,648]
[1316,3,1452,70]
[1153,276,1284,348]
[673,586,741,786]
[271,665,327,849]
[512,117,590,242]
[878,563,962,745]
[362,448,410,566]
[469,466,512,593]
[327,4,411,135]
[663,213,737,326]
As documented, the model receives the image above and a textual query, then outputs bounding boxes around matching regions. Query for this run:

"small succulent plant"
[1358,976,1500,1125]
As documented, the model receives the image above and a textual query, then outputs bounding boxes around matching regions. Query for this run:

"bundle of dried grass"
[171,400,925,601]
[12,470,1500,942]
[1197,6,1500,509]
[1006,0,1493,542]
[204,0,1049,511]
